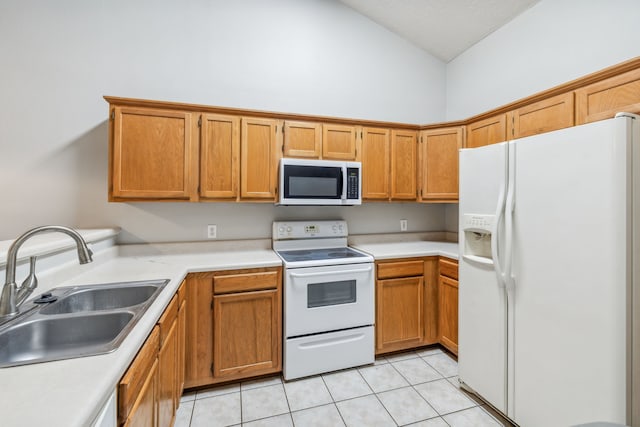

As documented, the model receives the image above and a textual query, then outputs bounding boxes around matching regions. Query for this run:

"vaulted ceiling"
[339,0,541,62]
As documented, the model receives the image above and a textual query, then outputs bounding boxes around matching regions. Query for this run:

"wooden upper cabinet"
[240,118,282,200]
[390,130,417,200]
[466,114,507,148]
[575,68,640,125]
[200,114,239,200]
[322,124,357,160]
[111,107,194,200]
[283,121,322,158]
[509,92,574,139]
[361,127,390,200]
[419,127,463,202]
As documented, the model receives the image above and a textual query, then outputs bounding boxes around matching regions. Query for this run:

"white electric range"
[272,220,375,380]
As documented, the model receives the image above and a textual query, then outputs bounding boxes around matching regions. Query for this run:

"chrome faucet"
[0,225,93,318]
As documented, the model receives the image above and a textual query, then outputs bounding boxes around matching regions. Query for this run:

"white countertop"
[0,231,458,427]
[350,232,459,260]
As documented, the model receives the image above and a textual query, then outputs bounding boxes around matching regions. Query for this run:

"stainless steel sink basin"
[0,279,169,368]
[0,312,134,367]
[40,282,163,315]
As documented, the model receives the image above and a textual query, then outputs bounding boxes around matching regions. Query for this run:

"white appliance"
[278,158,361,205]
[458,113,640,427]
[272,220,374,380]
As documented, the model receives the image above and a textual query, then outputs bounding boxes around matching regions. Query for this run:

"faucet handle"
[20,257,38,292]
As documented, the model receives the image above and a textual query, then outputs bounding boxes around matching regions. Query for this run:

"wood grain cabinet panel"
[199,114,239,200]
[123,360,158,427]
[419,127,463,202]
[466,114,507,148]
[176,286,186,403]
[111,107,194,200]
[240,118,282,200]
[575,68,640,125]
[157,310,177,427]
[322,124,357,160]
[361,127,390,200]
[213,289,281,379]
[438,257,459,355]
[283,120,322,158]
[119,327,160,426]
[509,92,574,139]
[376,276,424,353]
[184,274,215,389]
[390,130,417,200]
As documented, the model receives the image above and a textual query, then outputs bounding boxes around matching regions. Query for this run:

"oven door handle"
[288,266,373,278]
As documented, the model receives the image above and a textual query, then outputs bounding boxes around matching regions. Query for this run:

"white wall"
[446,0,640,120]
[0,0,447,242]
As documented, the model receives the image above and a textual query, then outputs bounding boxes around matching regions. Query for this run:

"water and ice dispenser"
[462,214,494,261]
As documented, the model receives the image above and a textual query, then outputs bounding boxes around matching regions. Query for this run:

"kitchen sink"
[40,282,164,315]
[0,279,169,368]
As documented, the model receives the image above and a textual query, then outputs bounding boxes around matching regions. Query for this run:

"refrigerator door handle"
[491,161,508,289]
[504,143,516,292]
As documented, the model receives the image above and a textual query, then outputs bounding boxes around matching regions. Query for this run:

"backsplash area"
[112,202,449,244]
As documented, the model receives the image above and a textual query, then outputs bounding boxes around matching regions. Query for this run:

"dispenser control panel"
[463,214,494,233]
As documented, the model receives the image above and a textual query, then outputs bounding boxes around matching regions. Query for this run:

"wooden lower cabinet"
[157,297,178,427]
[184,267,282,388]
[375,256,458,356]
[376,276,424,353]
[118,281,187,427]
[119,327,160,427]
[213,289,280,379]
[438,258,459,355]
[124,360,158,427]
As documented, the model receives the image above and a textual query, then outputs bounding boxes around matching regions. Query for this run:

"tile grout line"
[318,373,349,426]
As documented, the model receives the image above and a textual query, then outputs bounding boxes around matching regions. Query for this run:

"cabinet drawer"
[118,326,159,424]
[158,295,178,346]
[439,258,458,280]
[377,260,424,279]
[214,271,279,294]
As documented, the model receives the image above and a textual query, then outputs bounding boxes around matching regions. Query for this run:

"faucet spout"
[1,225,94,318]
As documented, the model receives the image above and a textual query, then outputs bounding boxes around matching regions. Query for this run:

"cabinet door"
[509,92,574,139]
[200,114,239,199]
[124,360,158,427]
[423,258,439,345]
[111,107,194,200]
[157,297,178,427]
[119,327,160,426]
[390,130,417,200]
[213,289,281,379]
[283,121,322,158]
[419,127,462,202]
[575,68,640,125]
[176,292,186,405]
[466,114,507,148]
[322,124,357,160]
[184,274,215,389]
[361,127,390,200]
[438,275,459,355]
[376,276,424,354]
[240,118,282,200]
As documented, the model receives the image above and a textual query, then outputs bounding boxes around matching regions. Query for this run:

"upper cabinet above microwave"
[283,120,358,161]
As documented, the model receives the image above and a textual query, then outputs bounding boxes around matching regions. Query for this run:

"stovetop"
[276,247,369,263]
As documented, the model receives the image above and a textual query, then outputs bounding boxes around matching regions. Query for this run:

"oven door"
[284,262,374,337]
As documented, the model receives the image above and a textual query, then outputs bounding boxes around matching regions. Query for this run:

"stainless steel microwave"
[278,158,362,205]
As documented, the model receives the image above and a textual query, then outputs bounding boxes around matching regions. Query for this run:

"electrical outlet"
[207,224,217,239]
[400,219,408,232]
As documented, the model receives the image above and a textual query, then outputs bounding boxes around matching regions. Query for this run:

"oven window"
[308,280,356,308]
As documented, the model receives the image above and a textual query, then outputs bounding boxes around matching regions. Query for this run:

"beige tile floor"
[176,347,513,427]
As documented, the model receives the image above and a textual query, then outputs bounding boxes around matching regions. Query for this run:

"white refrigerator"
[458,113,640,427]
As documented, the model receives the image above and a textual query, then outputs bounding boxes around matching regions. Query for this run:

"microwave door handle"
[340,166,346,200]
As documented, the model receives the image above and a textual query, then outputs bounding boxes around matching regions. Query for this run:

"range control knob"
[287,226,292,233]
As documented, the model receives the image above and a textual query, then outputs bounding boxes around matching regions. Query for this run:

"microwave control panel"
[346,168,359,199]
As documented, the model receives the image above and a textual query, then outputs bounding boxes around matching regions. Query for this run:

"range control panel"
[273,220,348,240]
